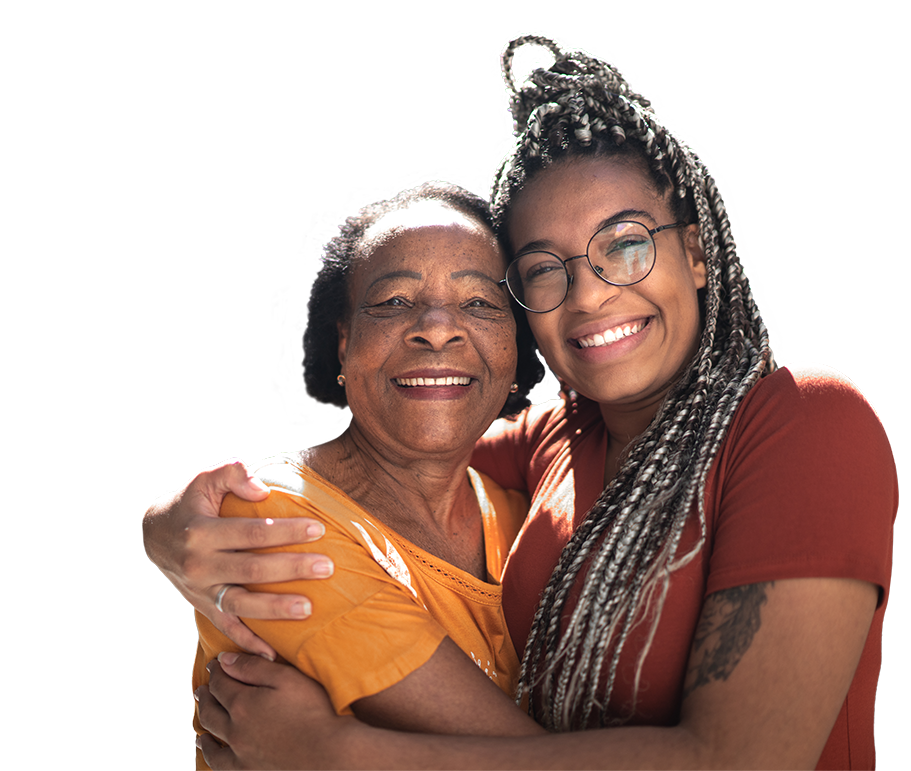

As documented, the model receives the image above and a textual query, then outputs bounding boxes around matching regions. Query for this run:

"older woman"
[149,38,896,770]
[186,181,550,766]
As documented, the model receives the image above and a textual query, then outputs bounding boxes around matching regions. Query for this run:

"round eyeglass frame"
[499,221,687,313]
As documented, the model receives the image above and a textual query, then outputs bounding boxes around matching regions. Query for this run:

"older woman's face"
[338,201,517,460]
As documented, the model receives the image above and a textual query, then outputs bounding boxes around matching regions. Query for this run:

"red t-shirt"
[472,367,897,769]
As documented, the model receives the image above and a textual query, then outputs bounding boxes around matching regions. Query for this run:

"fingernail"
[306,523,325,539]
[196,736,203,748]
[194,688,201,702]
[249,476,269,492]
[218,651,239,666]
[260,652,275,662]
[313,559,333,577]
[290,600,312,618]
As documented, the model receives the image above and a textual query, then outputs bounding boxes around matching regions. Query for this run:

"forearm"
[335,578,874,771]
[331,721,712,770]
[143,492,182,573]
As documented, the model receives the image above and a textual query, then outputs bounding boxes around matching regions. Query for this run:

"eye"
[362,295,414,316]
[372,296,410,308]
[461,293,511,320]
[597,236,651,272]
[464,297,495,308]
[517,253,564,283]
[606,235,649,255]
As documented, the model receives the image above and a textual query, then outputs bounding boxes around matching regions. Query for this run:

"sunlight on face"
[359,200,493,257]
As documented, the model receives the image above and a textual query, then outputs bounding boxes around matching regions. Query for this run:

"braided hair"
[491,36,774,730]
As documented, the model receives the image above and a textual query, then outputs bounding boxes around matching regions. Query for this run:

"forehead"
[363,200,489,248]
[357,200,504,271]
[508,157,670,245]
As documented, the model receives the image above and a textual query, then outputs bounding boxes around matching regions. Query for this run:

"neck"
[598,396,664,484]
[594,358,694,482]
[304,423,486,578]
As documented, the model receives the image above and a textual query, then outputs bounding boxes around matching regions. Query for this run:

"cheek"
[479,322,519,375]
[526,312,560,358]
[342,325,398,377]
[504,340,519,375]
[349,317,399,347]
[504,319,519,368]
[672,286,704,356]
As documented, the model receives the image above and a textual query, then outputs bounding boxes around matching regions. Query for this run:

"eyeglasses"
[500,221,687,313]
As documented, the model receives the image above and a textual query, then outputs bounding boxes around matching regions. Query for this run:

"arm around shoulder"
[143,459,330,657]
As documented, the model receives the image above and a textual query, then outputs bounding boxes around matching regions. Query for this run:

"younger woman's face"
[506,157,706,412]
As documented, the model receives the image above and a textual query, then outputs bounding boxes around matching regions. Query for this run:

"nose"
[563,255,620,313]
[406,305,466,350]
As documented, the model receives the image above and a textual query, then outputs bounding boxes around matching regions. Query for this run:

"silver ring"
[215,584,233,614]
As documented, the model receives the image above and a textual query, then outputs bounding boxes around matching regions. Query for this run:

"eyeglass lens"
[505,221,657,312]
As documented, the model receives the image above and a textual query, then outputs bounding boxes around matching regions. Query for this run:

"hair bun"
[501,35,651,137]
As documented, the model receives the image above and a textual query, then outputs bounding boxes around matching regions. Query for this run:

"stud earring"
[337,375,346,387]
[509,383,518,393]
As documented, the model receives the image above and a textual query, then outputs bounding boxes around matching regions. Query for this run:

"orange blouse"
[193,458,528,764]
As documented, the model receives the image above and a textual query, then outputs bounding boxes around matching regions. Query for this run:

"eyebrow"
[368,268,503,291]
[514,208,658,255]
[451,269,505,287]
[367,270,422,291]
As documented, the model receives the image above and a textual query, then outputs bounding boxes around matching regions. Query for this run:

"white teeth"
[395,376,471,387]
[577,321,644,348]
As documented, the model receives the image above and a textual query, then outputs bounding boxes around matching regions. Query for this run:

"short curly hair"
[302,181,544,418]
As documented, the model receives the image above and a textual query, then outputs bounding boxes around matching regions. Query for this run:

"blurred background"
[2,1,906,767]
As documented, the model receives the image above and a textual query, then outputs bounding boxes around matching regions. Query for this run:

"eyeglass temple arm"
[650,222,687,236]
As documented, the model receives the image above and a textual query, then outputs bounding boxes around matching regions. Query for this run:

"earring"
[337,375,346,387]
[509,383,518,393]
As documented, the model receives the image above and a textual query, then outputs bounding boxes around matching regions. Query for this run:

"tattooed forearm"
[682,581,773,699]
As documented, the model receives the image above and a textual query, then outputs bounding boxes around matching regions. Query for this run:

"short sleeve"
[220,491,447,714]
[472,412,536,492]
[705,368,897,604]
[472,399,574,493]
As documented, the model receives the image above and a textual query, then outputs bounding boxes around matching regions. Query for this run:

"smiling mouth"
[573,319,648,349]
[394,376,472,387]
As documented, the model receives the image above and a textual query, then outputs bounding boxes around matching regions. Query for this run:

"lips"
[571,318,650,349]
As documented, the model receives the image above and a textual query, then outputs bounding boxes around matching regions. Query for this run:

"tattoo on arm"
[682,581,773,699]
